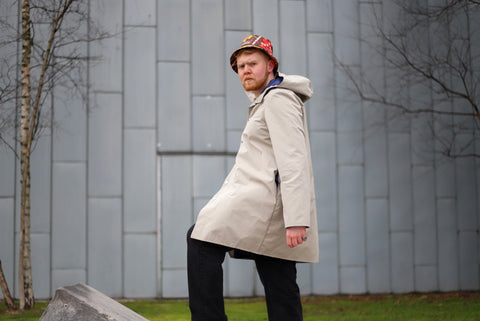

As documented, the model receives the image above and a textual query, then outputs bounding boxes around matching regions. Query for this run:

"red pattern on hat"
[230,35,278,73]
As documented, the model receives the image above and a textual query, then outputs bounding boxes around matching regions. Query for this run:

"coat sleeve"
[264,89,312,228]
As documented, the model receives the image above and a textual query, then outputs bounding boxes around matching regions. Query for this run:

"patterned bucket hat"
[230,35,278,73]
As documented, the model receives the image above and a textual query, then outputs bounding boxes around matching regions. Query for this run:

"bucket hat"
[230,35,278,74]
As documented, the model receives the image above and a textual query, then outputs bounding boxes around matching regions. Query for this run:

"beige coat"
[191,73,319,263]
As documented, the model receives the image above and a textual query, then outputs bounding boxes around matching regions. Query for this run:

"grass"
[1,292,479,320]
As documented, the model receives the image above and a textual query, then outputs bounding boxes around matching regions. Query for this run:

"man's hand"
[286,226,307,248]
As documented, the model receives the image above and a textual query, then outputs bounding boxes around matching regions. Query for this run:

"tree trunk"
[19,0,34,310]
[0,260,16,311]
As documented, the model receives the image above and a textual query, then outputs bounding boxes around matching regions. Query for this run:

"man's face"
[236,50,274,96]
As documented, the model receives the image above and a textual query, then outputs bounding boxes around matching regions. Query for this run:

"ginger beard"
[236,50,275,95]
[241,65,270,93]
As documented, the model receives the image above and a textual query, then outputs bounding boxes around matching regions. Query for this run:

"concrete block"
[39,283,148,321]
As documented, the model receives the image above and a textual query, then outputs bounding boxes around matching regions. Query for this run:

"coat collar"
[246,72,313,107]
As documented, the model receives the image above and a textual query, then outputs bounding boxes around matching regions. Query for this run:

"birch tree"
[1,0,106,309]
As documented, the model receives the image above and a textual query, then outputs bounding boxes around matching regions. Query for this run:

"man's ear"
[267,59,275,73]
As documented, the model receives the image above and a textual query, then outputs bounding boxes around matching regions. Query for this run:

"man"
[187,35,319,321]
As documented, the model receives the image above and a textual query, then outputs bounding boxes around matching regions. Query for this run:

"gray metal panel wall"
[0,0,478,300]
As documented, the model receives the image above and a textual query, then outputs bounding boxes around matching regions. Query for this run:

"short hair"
[235,48,278,74]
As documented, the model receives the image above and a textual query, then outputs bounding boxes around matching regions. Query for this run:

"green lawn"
[1,292,479,320]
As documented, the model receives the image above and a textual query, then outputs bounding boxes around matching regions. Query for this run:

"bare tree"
[338,0,480,158]
[0,0,107,309]
[0,260,16,311]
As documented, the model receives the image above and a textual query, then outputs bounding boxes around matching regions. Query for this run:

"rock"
[39,283,150,321]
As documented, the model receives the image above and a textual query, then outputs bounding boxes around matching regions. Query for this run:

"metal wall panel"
[88,93,122,197]
[191,0,224,96]
[88,198,123,297]
[1,0,479,300]
[157,0,190,61]
[124,234,157,298]
[124,27,156,128]
[366,199,390,293]
[157,62,191,151]
[124,129,156,233]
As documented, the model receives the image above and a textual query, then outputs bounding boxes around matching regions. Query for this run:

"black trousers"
[187,225,303,321]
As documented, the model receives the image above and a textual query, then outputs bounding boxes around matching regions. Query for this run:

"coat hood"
[246,72,313,103]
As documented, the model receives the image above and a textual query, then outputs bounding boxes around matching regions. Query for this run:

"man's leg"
[254,255,303,321]
[187,225,229,321]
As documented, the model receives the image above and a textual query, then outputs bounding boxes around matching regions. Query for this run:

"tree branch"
[29,0,75,143]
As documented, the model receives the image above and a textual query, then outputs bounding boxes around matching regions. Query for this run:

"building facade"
[0,0,479,299]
